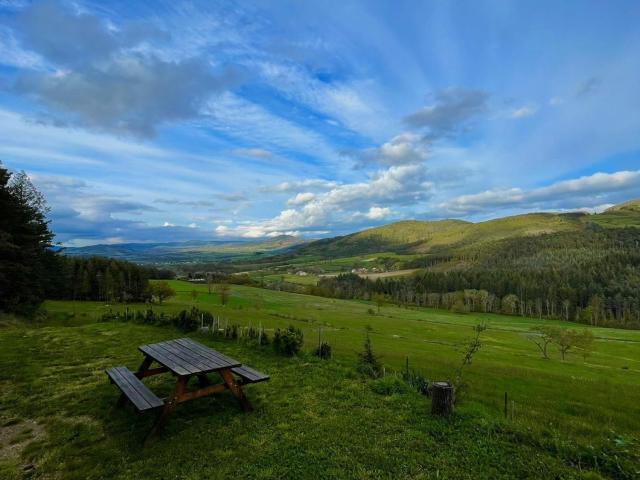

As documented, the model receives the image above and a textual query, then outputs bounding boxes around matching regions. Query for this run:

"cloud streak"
[438,170,640,215]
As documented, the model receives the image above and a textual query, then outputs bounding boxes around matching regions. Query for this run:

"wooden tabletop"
[138,337,241,376]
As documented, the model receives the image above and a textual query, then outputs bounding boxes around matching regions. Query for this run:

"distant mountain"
[290,200,640,259]
[61,235,306,264]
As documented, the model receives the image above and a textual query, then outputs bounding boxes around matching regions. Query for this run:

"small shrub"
[314,341,332,359]
[370,376,411,395]
[367,308,376,315]
[357,332,382,378]
[273,325,304,356]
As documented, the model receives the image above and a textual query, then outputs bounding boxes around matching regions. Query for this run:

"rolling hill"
[291,202,640,259]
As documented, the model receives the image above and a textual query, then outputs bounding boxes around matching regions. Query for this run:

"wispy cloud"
[438,170,640,216]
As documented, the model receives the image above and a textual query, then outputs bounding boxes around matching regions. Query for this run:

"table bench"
[106,337,269,442]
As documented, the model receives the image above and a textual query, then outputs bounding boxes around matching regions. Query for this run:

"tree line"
[45,256,166,303]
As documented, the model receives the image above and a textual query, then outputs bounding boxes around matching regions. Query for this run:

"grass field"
[1,280,639,478]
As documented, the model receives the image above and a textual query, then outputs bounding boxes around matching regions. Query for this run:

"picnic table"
[106,337,269,441]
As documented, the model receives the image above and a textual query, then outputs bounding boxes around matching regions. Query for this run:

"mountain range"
[62,200,640,266]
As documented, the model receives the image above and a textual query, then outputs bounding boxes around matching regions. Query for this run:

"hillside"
[605,199,640,213]
[2,282,638,478]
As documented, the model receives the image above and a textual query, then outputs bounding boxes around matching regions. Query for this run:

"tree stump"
[431,381,453,416]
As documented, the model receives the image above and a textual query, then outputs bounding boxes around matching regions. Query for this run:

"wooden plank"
[152,341,210,373]
[174,338,240,369]
[232,365,270,383]
[158,340,218,371]
[172,338,230,368]
[115,367,163,410]
[139,344,194,376]
[107,367,163,411]
[108,367,151,410]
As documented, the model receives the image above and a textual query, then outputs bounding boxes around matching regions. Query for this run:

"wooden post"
[431,381,453,416]
[504,392,508,418]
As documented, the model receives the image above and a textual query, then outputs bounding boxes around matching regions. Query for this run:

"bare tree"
[528,326,557,359]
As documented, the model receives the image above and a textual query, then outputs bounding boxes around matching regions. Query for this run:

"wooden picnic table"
[106,337,269,441]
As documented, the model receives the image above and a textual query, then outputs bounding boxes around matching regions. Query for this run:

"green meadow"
[1,280,639,479]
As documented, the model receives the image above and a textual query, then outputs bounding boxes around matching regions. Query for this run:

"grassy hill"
[605,199,640,213]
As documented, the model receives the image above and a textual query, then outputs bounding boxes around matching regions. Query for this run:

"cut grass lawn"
[1,280,639,478]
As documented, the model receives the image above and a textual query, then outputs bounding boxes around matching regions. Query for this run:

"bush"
[314,341,332,359]
[273,325,304,356]
[370,376,412,395]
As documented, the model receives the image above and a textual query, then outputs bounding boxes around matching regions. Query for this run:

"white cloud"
[438,170,640,215]
[365,206,392,220]
[348,132,428,168]
[510,105,537,118]
[217,163,431,237]
[287,192,315,205]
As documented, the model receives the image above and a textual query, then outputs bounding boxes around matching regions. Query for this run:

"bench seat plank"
[232,365,270,384]
[106,366,164,411]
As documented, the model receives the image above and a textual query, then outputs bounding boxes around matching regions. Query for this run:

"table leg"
[136,355,154,376]
[145,375,188,444]
[219,368,252,412]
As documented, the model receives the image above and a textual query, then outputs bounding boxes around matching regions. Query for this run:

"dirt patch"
[0,418,45,463]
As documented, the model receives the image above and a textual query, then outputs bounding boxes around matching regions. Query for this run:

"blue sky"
[1,0,639,245]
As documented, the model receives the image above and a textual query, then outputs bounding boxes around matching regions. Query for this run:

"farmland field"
[2,280,638,479]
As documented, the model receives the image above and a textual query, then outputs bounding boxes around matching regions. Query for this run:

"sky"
[1,0,639,246]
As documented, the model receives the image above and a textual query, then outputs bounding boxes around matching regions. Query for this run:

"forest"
[44,256,172,303]
[0,163,173,313]
[313,227,640,329]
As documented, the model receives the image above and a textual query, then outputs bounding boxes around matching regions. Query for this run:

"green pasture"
[1,280,639,478]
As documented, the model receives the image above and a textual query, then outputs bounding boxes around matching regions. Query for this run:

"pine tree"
[0,164,55,315]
